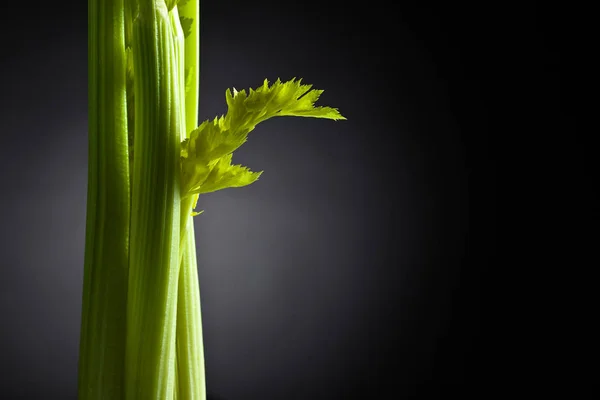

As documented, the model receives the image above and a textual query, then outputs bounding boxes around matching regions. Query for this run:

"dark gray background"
[0,1,500,398]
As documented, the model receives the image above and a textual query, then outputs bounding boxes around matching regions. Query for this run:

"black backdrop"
[0,1,505,398]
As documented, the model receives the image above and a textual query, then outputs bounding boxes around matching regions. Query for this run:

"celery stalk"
[176,218,206,399]
[178,0,200,133]
[79,0,130,399]
[125,1,183,398]
[81,2,343,399]
[174,1,207,398]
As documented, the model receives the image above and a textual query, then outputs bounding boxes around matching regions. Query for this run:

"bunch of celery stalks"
[80,0,344,399]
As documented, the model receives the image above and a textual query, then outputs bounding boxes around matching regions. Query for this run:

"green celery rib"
[79,0,130,399]
[126,1,183,399]
[178,0,200,133]
[170,5,187,145]
[176,215,206,399]
[175,1,207,398]
[124,0,136,180]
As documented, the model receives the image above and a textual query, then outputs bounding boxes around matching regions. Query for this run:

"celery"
[172,2,207,398]
[80,1,344,399]
[176,220,205,399]
[177,0,200,133]
[125,2,183,399]
[79,0,130,398]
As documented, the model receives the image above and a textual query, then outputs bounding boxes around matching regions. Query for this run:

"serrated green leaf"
[180,78,345,203]
[189,154,263,195]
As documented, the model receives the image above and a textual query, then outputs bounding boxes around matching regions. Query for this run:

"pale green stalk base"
[176,217,206,399]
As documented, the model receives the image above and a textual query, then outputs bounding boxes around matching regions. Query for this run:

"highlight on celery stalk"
[80,0,345,399]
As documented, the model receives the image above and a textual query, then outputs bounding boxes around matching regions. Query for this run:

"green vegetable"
[79,0,130,398]
[125,2,184,398]
[181,78,345,200]
[80,1,344,399]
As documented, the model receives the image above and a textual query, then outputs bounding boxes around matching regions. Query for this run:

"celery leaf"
[180,78,345,202]
[189,154,263,195]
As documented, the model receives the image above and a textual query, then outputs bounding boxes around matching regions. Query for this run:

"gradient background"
[0,1,497,398]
